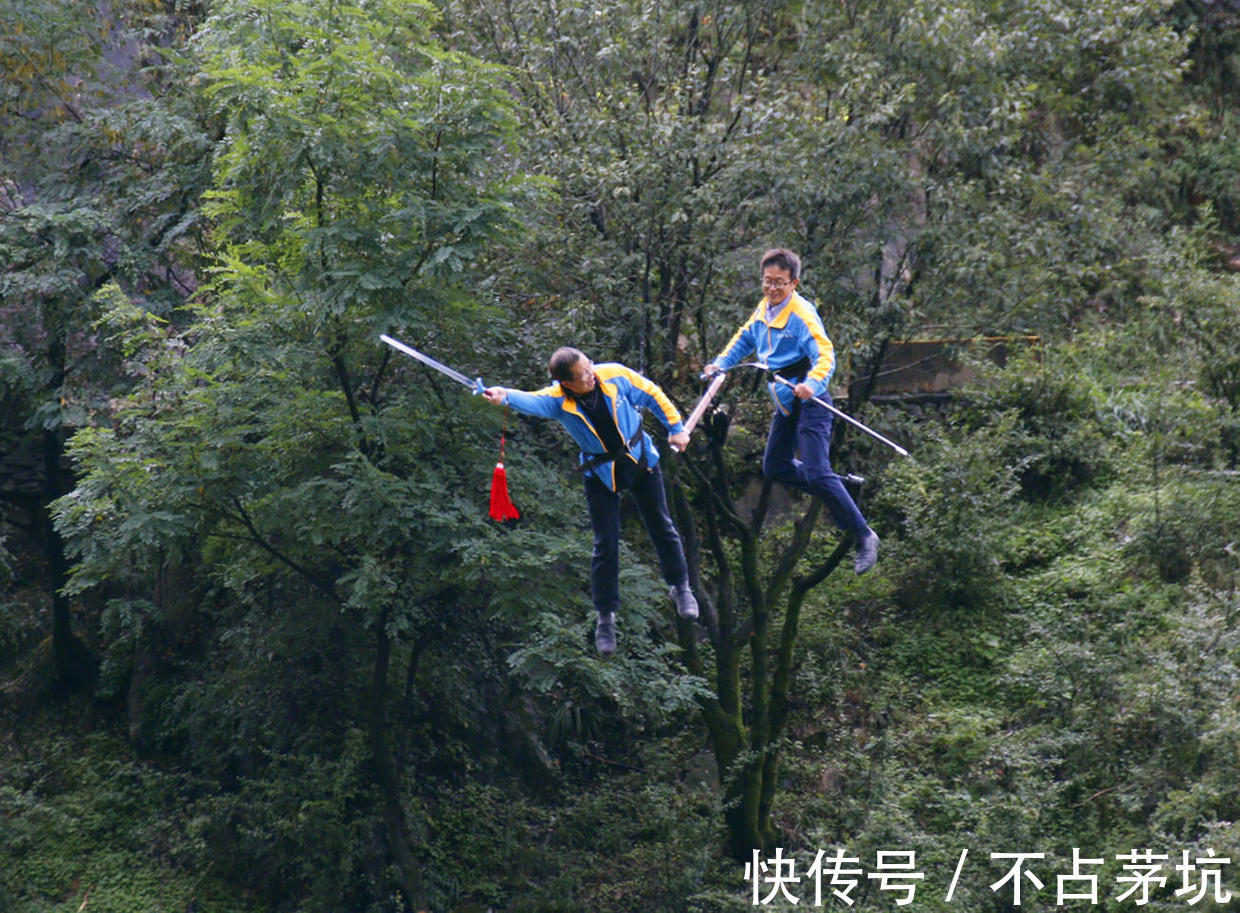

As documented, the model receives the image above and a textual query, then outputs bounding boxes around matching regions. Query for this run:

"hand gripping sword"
[380,334,485,395]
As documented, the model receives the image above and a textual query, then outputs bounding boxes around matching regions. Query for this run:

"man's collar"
[561,376,614,413]
[765,291,795,325]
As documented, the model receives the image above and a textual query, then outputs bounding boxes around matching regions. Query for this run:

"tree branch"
[226,494,341,603]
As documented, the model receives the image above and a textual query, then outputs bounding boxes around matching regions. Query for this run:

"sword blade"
[671,373,727,452]
[683,373,727,435]
[722,363,908,457]
[768,372,909,457]
[380,334,479,390]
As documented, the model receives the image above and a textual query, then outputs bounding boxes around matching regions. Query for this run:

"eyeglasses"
[761,277,793,289]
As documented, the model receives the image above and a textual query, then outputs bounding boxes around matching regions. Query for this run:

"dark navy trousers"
[583,459,689,619]
[763,397,869,536]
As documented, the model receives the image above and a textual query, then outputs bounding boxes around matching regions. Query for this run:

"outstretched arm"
[483,385,564,418]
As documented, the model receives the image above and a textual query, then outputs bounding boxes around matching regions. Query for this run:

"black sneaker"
[670,582,699,620]
[854,531,880,575]
[595,612,617,655]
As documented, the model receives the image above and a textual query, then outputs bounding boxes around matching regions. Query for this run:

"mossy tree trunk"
[669,442,851,859]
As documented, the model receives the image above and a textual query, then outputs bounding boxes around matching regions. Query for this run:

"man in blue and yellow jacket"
[705,248,880,574]
[483,348,699,655]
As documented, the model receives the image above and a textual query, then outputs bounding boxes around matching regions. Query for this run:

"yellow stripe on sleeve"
[795,299,835,382]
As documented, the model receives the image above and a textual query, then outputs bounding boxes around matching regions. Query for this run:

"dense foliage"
[2,0,1239,910]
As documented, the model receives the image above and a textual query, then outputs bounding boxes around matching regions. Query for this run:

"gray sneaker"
[595,612,617,655]
[670,582,699,620]
[854,531,880,575]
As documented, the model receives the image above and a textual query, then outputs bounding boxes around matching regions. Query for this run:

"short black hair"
[549,346,587,382]
[761,248,801,280]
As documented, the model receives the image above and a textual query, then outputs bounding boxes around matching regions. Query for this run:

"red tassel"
[489,462,520,521]
[489,405,519,522]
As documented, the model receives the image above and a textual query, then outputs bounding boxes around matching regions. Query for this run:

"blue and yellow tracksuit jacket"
[500,363,685,492]
[709,291,836,414]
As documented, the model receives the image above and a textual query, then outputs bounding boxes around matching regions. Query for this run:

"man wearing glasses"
[703,248,880,574]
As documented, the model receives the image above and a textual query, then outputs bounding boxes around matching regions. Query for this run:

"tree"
[0,0,211,689]
[440,0,807,374]
[57,0,543,907]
